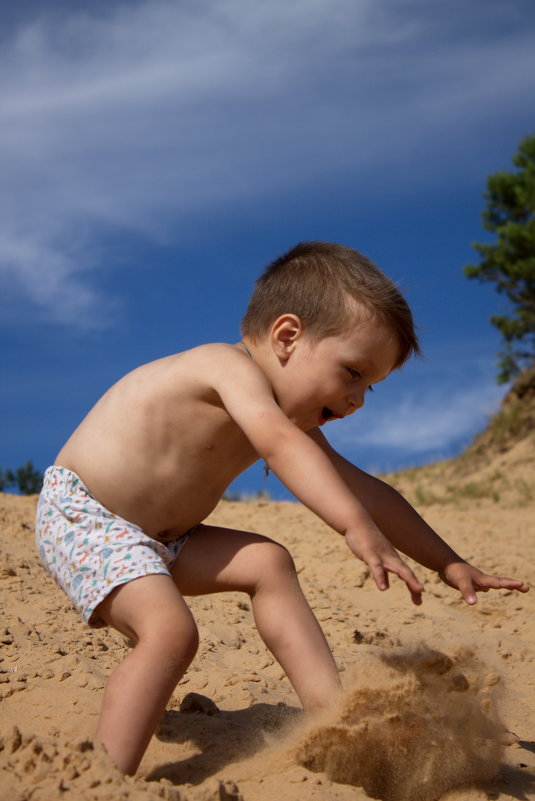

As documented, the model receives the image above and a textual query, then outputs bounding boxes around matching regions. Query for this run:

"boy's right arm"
[255,418,425,603]
[211,348,424,603]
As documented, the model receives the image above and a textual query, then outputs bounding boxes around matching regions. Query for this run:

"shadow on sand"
[146,692,535,801]
[145,695,301,786]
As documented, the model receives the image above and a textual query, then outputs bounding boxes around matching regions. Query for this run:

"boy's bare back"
[56,344,260,539]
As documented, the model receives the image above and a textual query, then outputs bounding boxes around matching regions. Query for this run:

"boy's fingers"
[364,554,392,591]
[478,575,509,590]
[410,589,423,605]
[393,562,424,595]
[478,574,529,593]
[452,571,529,605]
[461,584,478,605]
[379,558,424,601]
[499,576,528,591]
[370,563,389,591]
[365,551,424,600]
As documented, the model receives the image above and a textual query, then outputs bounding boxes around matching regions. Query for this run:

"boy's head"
[241,241,420,369]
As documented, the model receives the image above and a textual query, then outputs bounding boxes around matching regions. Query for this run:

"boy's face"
[273,313,400,431]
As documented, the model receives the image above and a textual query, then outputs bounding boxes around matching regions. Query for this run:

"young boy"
[35,241,528,775]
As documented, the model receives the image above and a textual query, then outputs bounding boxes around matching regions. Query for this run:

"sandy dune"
[1,475,534,801]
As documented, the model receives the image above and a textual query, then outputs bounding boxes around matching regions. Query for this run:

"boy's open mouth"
[321,407,336,423]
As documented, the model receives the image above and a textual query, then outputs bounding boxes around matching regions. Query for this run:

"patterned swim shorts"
[35,466,192,627]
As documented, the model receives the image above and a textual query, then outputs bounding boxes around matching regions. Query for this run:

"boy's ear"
[270,314,304,361]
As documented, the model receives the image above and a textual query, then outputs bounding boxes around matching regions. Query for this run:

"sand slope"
[1,478,534,801]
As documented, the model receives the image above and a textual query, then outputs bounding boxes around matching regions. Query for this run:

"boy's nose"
[347,389,365,413]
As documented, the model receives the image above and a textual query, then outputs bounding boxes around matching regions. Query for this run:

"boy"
[35,241,528,775]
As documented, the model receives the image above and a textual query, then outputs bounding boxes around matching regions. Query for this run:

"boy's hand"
[345,526,424,605]
[438,561,529,605]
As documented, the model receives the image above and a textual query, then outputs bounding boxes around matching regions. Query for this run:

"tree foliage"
[0,461,44,495]
[464,133,535,383]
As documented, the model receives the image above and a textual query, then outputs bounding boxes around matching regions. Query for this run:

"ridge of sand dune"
[384,366,535,510]
[1,485,534,801]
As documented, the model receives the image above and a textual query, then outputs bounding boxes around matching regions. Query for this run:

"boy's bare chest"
[170,404,258,483]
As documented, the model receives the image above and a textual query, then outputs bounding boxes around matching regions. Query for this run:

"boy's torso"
[55,346,259,539]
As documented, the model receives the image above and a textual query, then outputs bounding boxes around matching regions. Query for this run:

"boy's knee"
[173,614,199,661]
[256,541,297,584]
[138,609,199,665]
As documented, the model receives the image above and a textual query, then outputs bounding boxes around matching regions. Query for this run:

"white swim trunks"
[35,466,193,627]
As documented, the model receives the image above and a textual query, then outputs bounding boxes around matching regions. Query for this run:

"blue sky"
[1,0,534,498]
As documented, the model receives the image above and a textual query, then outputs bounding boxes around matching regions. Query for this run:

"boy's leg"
[94,574,199,775]
[171,525,341,711]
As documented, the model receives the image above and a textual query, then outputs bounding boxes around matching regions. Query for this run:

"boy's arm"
[308,428,529,603]
[211,349,424,603]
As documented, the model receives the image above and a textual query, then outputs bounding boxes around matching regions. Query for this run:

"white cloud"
[0,0,533,324]
[331,378,503,455]
[0,229,114,327]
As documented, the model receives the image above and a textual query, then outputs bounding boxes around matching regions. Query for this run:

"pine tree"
[0,461,43,494]
[464,134,535,383]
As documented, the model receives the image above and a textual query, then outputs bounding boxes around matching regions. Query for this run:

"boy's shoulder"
[176,342,272,401]
[151,342,244,369]
[104,342,266,421]
[180,342,250,368]
[165,342,258,384]
[188,342,242,357]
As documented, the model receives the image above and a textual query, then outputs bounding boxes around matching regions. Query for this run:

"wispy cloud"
[1,0,533,324]
[331,376,503,457]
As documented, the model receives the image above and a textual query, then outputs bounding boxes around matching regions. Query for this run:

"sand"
[1,486,534,801]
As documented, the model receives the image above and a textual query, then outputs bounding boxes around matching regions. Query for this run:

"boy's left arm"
[309,429,529,604]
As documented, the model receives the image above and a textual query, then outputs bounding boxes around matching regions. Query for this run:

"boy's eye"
[347,367,360,379]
